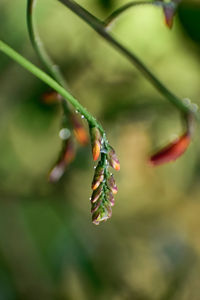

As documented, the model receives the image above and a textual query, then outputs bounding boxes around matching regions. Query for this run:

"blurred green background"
[0,0,200,299]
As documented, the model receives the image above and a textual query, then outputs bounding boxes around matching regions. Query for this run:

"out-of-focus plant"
[0,0,199,225]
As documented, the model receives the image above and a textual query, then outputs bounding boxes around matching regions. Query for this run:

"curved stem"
[58,0,199,120]
[0,40,104,133]
[27,0,67,88]
[104,1,162,28]
[27,0,74,122]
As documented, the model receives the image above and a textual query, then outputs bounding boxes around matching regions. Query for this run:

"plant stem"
[27,0,67,88]
[0,40,104,132]
[58,0,198,118]
[27,0,72,119]
[104,1,161,28]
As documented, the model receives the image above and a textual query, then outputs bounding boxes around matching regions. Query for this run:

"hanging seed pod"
[163,3,176,29]
[92,162,104,190]
[150,133,191,166]
[42,91,62,104]
[90,126,102,161]
[71,115,88,146]
[107,146,120,171]
[48,138,75,182]
[48,161,66,183]
[150,112,194,166]
[107,174,118,194]
[63,139,75,164]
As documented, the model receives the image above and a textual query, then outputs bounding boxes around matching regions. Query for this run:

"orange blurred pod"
[149,133,191,166]
[42,91,61,104]
[90,126,102,161]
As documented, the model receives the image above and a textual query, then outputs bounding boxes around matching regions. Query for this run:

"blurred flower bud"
[107,147,120,171]
[108,174,118,194]
[48,161,66,183]
[63,139,75,164]
[92,162,104,190]
[149,133,191,166]
[71,115,88,146]
[163,3,176,29]
[90,126,102,161]
[48,138,75,182]
[42,91,61,104]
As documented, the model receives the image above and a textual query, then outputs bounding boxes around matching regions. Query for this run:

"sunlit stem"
[58,0,198,120]
[27,0,72,119]
[0,40,104,133]
[104,1,163,29]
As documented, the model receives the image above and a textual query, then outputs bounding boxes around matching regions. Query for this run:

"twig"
[0,40,104,133]
[58,0,198,119]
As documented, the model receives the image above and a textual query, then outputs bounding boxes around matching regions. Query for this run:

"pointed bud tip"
[149,133,191,167]
[42,91,61,104]
[74,127,89,146]
[92,142,101,161]
[165,17,173,29]
[114,162,120,171]
[163,5,175,29]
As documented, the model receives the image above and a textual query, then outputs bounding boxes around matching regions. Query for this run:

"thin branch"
[27,0,73,119]
[104,1,161,28]
[0,40,104,133]
[27,0,67,88]
[58,0,198,119]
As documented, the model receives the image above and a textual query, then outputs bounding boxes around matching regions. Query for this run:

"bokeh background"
[0,0,200,299]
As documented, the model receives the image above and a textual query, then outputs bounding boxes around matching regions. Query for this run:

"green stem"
[104,0,161,28]
[27,0,73,123]
[58,0,198,118]
[27,0,67,88]
[0,40,104,132]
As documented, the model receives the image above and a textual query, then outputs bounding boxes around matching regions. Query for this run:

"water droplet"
[81,115,85,119]
[183,98,191,107]
[59,128,71,140]
[94,166,96,169]
[75,110,79,114]
[89,197,92,201]
[191,103,199,112]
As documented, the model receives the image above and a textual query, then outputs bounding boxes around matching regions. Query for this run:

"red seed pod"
[90,127,102,161]
[150,133,191,166]
[63,139,75,164]
[71,115,88,146]
[42,91,62,104]
[108,174,118,194]
[163,4,175,29]
[91,184,103,203]
[92,163,104,190]
[107,147,120,171]
[48,161,66,183]
[48,138,75,182]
